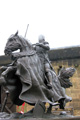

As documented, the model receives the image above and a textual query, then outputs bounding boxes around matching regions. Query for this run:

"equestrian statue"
[0,31,75,118]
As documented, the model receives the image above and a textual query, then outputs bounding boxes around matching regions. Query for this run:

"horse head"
[4,31,32,55]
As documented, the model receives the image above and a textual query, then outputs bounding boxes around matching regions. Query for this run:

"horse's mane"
[18,35,32,48]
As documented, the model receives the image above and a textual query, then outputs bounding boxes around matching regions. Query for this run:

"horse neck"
[20,44,31,51]
[20,46,27,52]
[19,38,33,53]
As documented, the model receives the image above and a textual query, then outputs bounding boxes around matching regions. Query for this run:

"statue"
[0,32,75,119]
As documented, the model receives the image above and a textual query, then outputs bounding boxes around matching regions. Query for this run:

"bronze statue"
[0,32,75,118]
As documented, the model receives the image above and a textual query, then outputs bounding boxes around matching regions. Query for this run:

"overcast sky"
[0,0,80,55]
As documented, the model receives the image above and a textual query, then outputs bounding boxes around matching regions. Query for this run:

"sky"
[0,0,80,55]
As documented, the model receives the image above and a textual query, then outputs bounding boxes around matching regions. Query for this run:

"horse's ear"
[15,31,18,36]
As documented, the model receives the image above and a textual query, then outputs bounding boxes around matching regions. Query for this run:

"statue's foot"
[58,98,65,109]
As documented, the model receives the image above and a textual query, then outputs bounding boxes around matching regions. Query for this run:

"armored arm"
[36,42,50,50]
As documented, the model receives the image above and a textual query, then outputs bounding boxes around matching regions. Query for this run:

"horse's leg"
[47,104,52,113]
[58,98,65,109]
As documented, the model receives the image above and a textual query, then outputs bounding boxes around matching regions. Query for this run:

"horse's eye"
[10,39,14,41]
[9,39,12,41]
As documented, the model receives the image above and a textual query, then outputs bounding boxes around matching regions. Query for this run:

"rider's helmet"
[38,35,45,43]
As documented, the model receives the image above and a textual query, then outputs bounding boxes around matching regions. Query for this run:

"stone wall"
[51,58,80,116]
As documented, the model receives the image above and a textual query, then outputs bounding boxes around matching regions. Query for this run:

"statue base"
[0,112,80,119]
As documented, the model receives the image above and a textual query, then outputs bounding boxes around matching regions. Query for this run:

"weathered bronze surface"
[0,32,76,118]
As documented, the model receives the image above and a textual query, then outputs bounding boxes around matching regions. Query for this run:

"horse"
[0,31,75,113]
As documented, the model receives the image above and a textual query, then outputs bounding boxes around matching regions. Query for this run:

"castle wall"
[51,59,80,116]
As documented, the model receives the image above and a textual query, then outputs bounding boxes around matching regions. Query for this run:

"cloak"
[13,53,65,105]
[0,53,65,106]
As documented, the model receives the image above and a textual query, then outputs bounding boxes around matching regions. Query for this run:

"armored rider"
[34,35,54,88]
